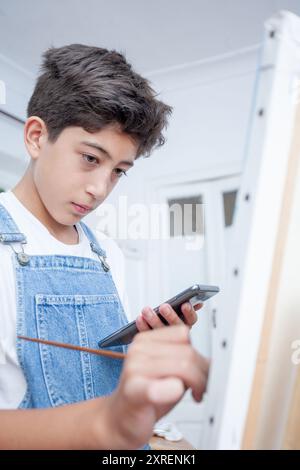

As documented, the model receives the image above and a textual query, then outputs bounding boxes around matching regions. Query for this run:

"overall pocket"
[35,293,127,406]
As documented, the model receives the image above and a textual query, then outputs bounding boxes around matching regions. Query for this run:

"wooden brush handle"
[18,335,126,360]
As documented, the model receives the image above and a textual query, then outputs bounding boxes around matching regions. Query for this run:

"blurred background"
[1,0,300,449]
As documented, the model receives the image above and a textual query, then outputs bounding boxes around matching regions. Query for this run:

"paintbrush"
[18,335,126,360]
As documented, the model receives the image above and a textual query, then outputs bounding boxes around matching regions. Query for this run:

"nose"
[85,173,110,202]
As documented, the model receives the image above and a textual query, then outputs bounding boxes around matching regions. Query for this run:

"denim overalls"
[0,202,129,409]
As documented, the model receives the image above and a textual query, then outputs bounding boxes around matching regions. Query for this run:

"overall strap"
[79,221,110,272]
[0,203,30,265]
[0,203,27,244]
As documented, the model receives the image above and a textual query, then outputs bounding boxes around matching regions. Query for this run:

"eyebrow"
[80,141,134,167]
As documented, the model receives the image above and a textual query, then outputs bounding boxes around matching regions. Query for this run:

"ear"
[24,116,48,161]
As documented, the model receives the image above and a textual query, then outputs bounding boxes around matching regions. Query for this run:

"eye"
[82,154,98,165]
[114,168,128,178]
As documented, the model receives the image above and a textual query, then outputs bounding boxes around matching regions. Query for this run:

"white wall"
[0,53,33,188]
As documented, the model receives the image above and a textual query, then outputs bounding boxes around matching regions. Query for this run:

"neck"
[12,165,78,244]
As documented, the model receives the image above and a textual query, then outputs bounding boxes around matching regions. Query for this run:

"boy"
[0,44,208,449]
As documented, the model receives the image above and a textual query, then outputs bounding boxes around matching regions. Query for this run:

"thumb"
[124,376,185,406]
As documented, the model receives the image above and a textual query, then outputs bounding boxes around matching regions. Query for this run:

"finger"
[194,303,203,311]
[192,377,208,402]
[129,341,210,377]
[180,302,198,327]
[148,377,185,404]
[148,356,208,402]
[133,324,190,345]
[122,375,153,406]
[141,306,165,329]
[123,375,185,407]
[158,303,182,326]
[125,349,209,398]
[136,315,152,332]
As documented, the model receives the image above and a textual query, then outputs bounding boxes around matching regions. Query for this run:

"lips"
[71,202,92,214]
[75,203,92,210]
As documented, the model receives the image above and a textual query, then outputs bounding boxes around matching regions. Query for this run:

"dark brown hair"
[27,44,172,158]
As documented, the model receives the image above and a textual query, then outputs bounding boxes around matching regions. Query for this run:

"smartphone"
[98,283,220,348]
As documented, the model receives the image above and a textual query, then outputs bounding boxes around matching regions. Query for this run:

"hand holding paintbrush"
[3,326,209,450]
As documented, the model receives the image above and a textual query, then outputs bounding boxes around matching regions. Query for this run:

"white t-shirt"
[0,190,129,409]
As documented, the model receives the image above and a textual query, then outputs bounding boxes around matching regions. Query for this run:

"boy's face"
[25,118,137,228]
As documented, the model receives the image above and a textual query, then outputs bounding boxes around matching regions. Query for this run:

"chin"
[52,212,76,226]
[65,215,81,225]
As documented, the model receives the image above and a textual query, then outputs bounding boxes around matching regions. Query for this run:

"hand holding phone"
[136,298,202,333]
[98,284,220,348]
